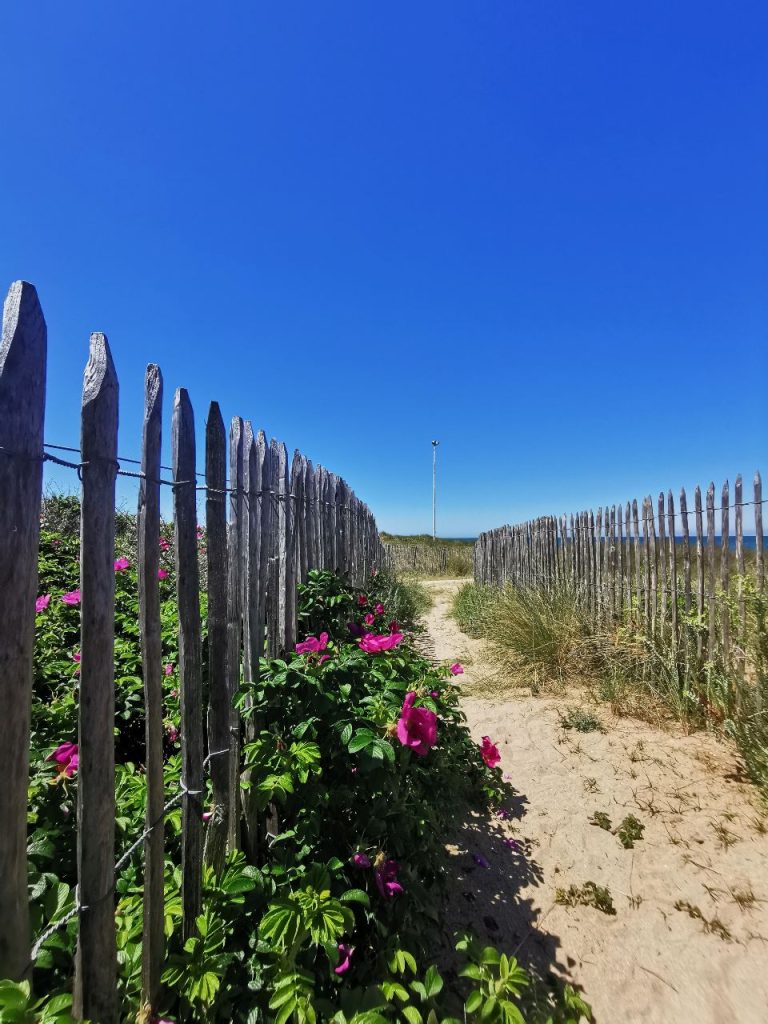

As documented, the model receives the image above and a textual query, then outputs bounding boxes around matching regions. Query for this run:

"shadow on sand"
[437,781,593,1022]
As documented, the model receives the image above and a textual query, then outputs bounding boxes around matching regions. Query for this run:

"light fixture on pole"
[431,440,440,541]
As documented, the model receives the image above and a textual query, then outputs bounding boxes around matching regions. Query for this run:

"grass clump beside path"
[451,580,768,799]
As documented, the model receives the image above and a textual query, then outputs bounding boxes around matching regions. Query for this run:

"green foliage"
[555,883,615,916]
[614,815,644,849]
[14,533,573,1024]
[588,812,611,831]
[559,710,604,734]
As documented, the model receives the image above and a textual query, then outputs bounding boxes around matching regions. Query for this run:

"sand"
[423,579,768,1024]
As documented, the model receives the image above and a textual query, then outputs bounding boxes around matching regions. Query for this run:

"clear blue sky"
[1,2,765,536]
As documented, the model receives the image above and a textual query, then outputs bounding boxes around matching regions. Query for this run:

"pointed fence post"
[0,282,46,981]
[204,403,229,871]
[74,333,119,1024]
[173,390,204,939]
[138,365,164,1012]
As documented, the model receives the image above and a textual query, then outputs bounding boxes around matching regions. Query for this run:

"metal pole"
[431,440,439,541]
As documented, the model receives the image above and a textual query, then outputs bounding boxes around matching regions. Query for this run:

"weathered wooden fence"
[474,475,765,671]
[382,542,473,577]
[0,281,385,1020]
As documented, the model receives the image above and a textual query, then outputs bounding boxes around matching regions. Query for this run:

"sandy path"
[424,579,768,1024]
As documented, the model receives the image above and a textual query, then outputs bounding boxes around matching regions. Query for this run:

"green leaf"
[340,888,370,907]
[403,1007,423,1024]
[423,965,443,998]
[465,991,483,1015]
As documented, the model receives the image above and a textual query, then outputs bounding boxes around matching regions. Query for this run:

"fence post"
[755,472,764,594]
[226,418,244,849]
[173,389,204,940]
[138,364,164,1011]
[203,402,229,872]
[0,281,46,981]
[74,333,119,1024]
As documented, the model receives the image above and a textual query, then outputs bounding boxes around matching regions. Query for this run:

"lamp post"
[431,440,440,541]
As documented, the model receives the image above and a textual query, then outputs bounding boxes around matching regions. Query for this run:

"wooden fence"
[474,474,765,670]
[0,281,385,1020]
[382,542,473,577]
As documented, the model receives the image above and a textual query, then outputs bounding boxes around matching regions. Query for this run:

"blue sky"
[1,1,766,536]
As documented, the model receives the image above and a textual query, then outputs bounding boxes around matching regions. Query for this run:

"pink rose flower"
[166,725,179,742]
[202,810,213,823]
[318,654,330,665]
[358,632,403,654]
[374,859,403,898]
[396,692,438,756]
[47,742,79,778]
[335,942,353,975]
[158,569,169,579]
[480,735,501,769]
[165,663,174,676]
[364,613,375,625]
[375,603,385,615]
[35,594,51,614]
[347,621,364,638]
[61,589,80,606]
[449,663,464,676]
[357,595,367,606]
[351,852,371,868]
[295,632,329,655]
[114,558,130,572]
[159,538,170,552]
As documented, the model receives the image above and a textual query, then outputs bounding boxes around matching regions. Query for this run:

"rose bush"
[8,533,590,1024]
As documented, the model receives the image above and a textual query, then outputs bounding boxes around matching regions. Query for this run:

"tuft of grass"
[555,881,616,915]
[452,582,497,637]
[674,900,733,942]
[560,708,604,733]
[372,569,432,627]
[711,819,741,850]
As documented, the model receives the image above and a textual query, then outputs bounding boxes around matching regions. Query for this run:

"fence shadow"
[437,782,591,1019]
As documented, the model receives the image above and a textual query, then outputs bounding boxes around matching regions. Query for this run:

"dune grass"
[452,578,768,797]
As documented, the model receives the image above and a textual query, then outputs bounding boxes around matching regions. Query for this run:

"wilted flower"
[480,736,501,769]
[295,632,329,655]
[350,852,371,868]
[61,589,80,606]
[347,621,364,638]
[388,620,399,632]
[358,632,403,654]
[166,724,179,742]
[165,663,174,677]
[396,692,438,756]
[35,594,51,614]
[335,943,353,975]
[449,663,464,676]
[374,859,403,898]
[357,595,367,606]
[47,742,78,778]
[114,558,130,572]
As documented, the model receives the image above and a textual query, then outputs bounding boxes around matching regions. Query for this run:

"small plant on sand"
[555,882,616,915]
[589,811,612,831]
[615,814,645,849]
[560,708,604,734]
